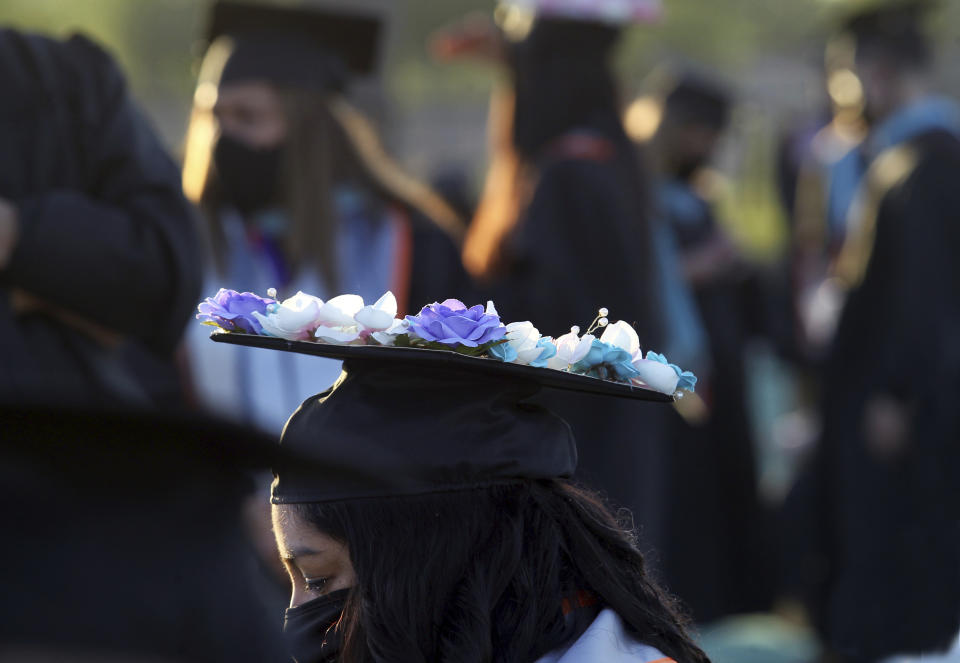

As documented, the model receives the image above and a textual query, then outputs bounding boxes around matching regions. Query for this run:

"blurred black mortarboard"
[824,0,938,67]
[210,334,671,504]
[662,73,732,131]
[207,1,384,91]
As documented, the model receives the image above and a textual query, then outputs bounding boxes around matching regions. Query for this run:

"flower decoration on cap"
[487,321,557,367]
[251,291,324,341]
[498,0,663,26]
[632,351,698,396]
[197,289,275,334]
[197,290,695,398]
[405,299,506,353]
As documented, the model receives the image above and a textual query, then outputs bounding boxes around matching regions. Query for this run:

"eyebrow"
[281,545,326,561]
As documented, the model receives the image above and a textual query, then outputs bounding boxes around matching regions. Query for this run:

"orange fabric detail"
[390,206,414,317]
[561,590,599,616]
[647,658,677,663]
[576,589,598,608]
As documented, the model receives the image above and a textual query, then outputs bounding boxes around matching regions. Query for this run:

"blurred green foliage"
[2,0,956,112]
[0,0,832,107]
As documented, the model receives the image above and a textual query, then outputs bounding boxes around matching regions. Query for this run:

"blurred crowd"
[1,0,958,662]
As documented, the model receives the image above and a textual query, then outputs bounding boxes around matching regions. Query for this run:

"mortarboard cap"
[209,334,672,504]
[206,1,384,91]
[199,290,690,504]
[817,0,937,25]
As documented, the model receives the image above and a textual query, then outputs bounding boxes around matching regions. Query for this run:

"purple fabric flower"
[197,289,274,334]
[405,299,506,347]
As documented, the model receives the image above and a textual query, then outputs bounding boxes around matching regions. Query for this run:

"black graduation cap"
[211,333,671,504]
[206,1,384,91]
[662,72,732,131]
[832,0,938,65]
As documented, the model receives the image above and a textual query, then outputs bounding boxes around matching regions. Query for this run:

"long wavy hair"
[182,37,465,290]
[298,479,710,663]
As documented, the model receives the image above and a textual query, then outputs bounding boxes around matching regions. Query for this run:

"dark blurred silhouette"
[182,1,471,433]
[780,1,960,659]
[644,72,776,623]
[0,30,201,408]
[0,408,288,662]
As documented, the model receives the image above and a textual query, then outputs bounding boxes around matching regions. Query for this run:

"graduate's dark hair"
[297,479,710,663]
[510,18,623,160]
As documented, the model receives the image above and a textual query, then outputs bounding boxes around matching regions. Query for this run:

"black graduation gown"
[794,129,960,661]
[0,31,201,407]
[487,126,672,555]
[656,183,773,622]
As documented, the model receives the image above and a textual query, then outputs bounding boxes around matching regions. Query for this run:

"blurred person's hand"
[428,12,503,63]
[681,231,748,285]
[863,394,912,461]
[0,197,19,269]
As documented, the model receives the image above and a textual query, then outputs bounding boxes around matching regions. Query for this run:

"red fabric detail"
[544,134,616,163]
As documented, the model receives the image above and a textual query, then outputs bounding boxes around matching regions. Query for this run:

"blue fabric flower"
[197,289,274,334]
[529,337,557,368]
[405,299,506,348]
[487,339,518,363]
[488,334,557,367]
[570,339,640,382]
[646,352,697,392]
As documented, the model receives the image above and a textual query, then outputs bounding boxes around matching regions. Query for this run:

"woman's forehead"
[271,504,338,556]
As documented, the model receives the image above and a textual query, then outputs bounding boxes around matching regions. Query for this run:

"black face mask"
[213,133,284,215]
[283,588,350,663]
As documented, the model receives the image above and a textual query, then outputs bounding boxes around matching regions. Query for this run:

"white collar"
[535,608,674,663]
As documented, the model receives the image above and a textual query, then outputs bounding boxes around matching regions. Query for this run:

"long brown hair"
[182,38,465,289]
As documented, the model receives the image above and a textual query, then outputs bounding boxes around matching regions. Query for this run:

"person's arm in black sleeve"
[2,35,202,354]
[878,153,960,401]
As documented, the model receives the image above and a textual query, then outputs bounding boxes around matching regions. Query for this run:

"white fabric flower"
[547,330,596,370]
[631,353,680,395]
[355,292,398,332]
[316,294,364,326]
[371,318,411,346]
[599,320,640,355]
[313,294,365,344]
[501,321,545,365]
[251,291,324,341]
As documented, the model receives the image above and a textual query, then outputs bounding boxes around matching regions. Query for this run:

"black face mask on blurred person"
[672,157,705,183]
[283,588,350,663]
[213,133,284,215]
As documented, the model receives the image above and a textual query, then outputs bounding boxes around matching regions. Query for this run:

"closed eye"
[304,576,329,592]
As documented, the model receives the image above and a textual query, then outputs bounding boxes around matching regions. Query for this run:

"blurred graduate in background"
[0,29,201,408]
[780,1,960,660]
[183,1,471,434]
[634,71,775,623]
[434,0,708,583]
